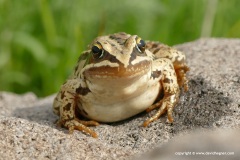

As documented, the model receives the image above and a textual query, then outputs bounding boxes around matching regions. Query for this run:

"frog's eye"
[91,43,104,59]
[135,37,146,53]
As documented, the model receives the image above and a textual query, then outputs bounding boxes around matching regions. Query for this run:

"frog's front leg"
[143,58,180,127]
[53,79,99,138]
[146,42,190,91]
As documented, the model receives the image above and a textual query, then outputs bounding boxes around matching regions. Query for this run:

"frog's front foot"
[143,94,178,127]
[57,119,99,138]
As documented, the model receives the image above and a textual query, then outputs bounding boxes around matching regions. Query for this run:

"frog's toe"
[77,119,100,126]
[143,95,176,127]
[64,119,98,138]
[143,102,167,127]
[183,80,189,92]
[145,100,163,113]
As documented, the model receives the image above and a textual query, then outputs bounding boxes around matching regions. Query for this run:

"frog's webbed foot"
[143,94,178,127]
[57,119,99,138]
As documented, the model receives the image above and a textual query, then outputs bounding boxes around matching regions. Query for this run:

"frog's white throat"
[81,69,161,122]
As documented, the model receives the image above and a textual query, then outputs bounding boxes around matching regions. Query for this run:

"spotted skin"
[53,32,189,138]
[143,58,179,126]
[53,79,99,137]
[146,41,190,91]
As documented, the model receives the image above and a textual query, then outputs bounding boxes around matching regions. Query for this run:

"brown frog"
[53,32,189,138]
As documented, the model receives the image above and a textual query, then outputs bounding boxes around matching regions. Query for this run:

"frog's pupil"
[92,46,101,54]
[137,39,146,52]
[91,45,104,59]
[140,39,145,47]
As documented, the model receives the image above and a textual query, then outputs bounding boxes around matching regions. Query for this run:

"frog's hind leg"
[175,64,189,91]
[143,58,180,127]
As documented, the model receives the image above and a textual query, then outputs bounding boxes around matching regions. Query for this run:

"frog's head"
[81,32,152,82]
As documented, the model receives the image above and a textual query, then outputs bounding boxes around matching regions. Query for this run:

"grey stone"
[0,38,239,159]
[135,128,240,160]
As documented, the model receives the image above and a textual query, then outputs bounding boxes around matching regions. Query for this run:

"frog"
[53,32,189,138]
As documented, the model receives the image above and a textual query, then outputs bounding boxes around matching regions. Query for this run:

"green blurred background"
[0,0,240,97]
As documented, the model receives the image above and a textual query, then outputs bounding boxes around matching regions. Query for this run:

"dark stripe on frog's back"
[146,41,177,58]
[146,41,186,65]
[146,41,167,55]
[146,41,179,62]
[109,32,130,46]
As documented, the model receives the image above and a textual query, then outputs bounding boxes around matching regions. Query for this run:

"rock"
[135,128,240,160]
[0,38,240,159]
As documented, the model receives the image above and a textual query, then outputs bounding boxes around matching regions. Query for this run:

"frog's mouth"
[83,60,151,79]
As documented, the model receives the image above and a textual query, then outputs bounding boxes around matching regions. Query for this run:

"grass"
[0,0,240,97]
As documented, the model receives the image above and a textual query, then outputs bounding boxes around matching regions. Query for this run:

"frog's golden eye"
[135,37,146,53]
[91,43,104,59]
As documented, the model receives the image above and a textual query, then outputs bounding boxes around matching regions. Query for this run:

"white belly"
[81,83,160,122]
